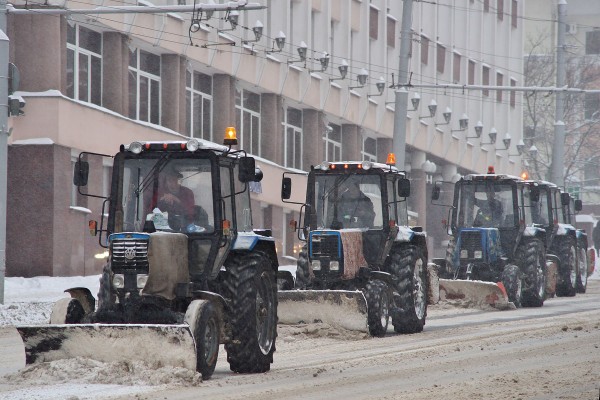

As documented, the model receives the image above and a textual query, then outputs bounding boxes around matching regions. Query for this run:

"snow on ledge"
[11,138,55,145]
[70,206,92,214]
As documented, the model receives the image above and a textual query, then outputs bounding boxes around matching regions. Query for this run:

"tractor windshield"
[119,157,215,234]
[529,186,552,226]
[456,182,514,228]
[314,174,382,230]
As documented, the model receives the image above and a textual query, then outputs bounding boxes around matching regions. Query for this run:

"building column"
[260,93,282,164]
[102,32,128,115]
[212,74,236,143]
[410,151,428,229]
[302,109,324,169]
[9,14,64,92]
[376,138,392,164]
[342,124,360,160]
[161,54,186,134]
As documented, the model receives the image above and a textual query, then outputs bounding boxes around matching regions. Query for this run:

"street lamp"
[420,99,437,119]
[267,31,286,54]
[330,59,349,81]
[349,68,369,90]
[435,107,452,126]
[368,76,386,97]
[287,41,308,64]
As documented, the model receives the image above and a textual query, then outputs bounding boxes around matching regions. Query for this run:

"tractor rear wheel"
[516,239,546,307]
[364,280,390,337]
[223,250,277,373]
[387,245,428,334]
[184,300,220,380]
[576,244,588,294]
[555,237,577,297]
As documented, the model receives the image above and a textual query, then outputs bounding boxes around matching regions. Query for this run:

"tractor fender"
[232,232,279,270]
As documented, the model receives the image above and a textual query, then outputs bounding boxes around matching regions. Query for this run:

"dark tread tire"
[185,300,220,380]
[364,280,390,337]
[576,244,588,294]
[387,245,428,334]
[515,239,546,307]
[223,250,277,374]
[501,264,522,308]
[554,237,577,297]
[295,245,310,289]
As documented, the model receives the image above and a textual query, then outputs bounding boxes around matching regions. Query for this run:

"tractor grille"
[310,233,340,258]
[110,239,149,272]
[460,231,482,250]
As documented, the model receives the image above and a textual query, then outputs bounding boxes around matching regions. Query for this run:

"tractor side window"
[233,165,252,232]
[220,164,234,229]
[387,179,398,224]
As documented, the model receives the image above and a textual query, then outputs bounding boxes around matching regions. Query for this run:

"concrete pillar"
[376,138,392,164]
[161,54,186,133]
[303,109,324,169]
[410,151,428,228]
[213,74,236,144]
[342,124,360,160]
[261,93,283,164]
[102,32,128,115]
[9,14,64,92]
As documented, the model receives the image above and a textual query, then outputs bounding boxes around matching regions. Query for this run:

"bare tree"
[523,30,600,191]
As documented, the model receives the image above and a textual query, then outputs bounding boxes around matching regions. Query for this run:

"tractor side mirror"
[574,199,582,212]
[530,185,540,202]
[431,184,441,201]
[238,157,257,183]
[281,177,292,200]
[561,192,570,206]
[398,178,410,198]
[73,160,89,187]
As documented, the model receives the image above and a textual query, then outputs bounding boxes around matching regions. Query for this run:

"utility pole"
[550,0,567,187]
[0,0,9,304]
[392,0,414,169]
[0,0,264,304]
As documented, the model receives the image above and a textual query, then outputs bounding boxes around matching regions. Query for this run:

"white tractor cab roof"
[314,160,406,176]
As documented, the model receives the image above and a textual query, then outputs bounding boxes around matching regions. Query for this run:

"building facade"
[6,0,525,276]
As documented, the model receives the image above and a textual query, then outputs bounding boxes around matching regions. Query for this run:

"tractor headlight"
[474,250,483,259]
[460,249,468,259]
[137,274,148,289]
[361,161,373,170]
[330,261,340,271]
[128,141,143,154]
[311,260,322,271]
[112,274,125,289]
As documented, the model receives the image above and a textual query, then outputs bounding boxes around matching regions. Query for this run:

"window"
[324,124,342,162]
[468,60,476,85]
[511,0,518,28]
[387,16,396,48]
[235,88,261,156]
[362,137,377,162]
[437,44,446,74]
[283,107,303,170]
[497,0,504,21]
[584,93,600,120]
[484,0,489,12]
[586,30,600,55]
[482,65,490,96]
[71,156,79,207]
[421,35,429,65]
[510,78,516,108]
[186,70,213,141]
[453,53,461,83]
[369,6,378,40]
[67,23,102,106]
[128,47,161,124]
[496,72,503,102]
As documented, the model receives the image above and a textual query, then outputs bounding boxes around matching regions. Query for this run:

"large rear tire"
[554,237,577,297]
[516,239,546,307]
[295,244,310,289]
[576,244,588,294]
[501,264,522,308]
[184,300,220,380]
[387,245,428,334]
[364,280,390,337]
[223,251,277,373]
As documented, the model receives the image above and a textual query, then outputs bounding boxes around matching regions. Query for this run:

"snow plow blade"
[16,324,196,369]
[277,290,369,333]
[438,279,510,310]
